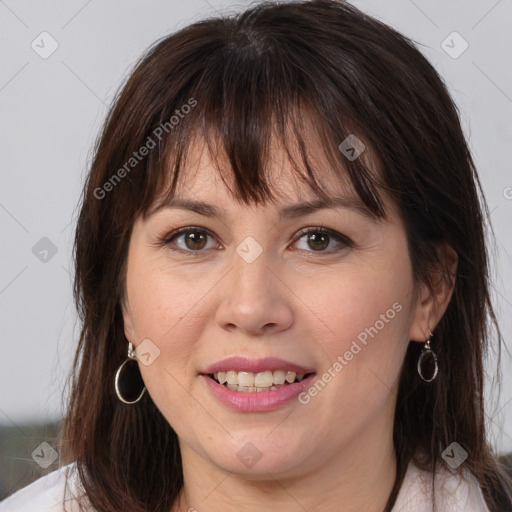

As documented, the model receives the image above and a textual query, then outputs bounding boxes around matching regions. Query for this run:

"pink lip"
[201,356,315,375]
[201,373,316,412]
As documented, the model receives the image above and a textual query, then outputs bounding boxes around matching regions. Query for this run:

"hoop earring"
[417,329,438,382]
[114,342,146,404]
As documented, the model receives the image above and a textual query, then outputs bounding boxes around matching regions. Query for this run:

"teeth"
[255,371,273,387]
[238,371,255,387]
[226,371,237,385]
[273,370,286,385]
[286,372,296,383]
[213,370,308,388]
[226,384,282,391]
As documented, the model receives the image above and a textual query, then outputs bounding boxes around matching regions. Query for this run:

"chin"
[203,438,309,478]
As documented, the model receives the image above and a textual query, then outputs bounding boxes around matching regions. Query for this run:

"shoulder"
[392,459,490,511]
[0,462,92,512]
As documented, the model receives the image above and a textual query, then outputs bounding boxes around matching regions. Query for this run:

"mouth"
[205,370,316,392]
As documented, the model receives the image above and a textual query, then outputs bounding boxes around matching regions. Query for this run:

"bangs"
[131,24,389,221]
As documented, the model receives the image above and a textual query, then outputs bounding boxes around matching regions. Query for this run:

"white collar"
[392,460,490,511]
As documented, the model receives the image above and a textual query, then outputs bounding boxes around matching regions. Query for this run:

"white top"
[0,460,491,511]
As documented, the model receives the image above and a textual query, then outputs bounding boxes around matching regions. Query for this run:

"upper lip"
[202,356,316,375]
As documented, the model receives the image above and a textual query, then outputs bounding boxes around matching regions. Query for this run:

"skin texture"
[121,135,456,512]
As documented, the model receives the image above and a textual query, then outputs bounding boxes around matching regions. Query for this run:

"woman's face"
[121,136,430,480]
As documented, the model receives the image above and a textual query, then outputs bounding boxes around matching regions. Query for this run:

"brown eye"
[182,231,208,250]
[293,228,352,254]
[161,226,352,257]
[164,227,216,253]
[306,231,330,251]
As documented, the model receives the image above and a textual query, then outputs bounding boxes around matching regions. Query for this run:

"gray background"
[1,0,511,457]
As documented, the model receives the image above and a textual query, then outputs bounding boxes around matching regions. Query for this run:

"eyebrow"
[147,195,376,221]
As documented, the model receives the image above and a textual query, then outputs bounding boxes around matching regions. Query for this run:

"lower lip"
[201,374,316,412]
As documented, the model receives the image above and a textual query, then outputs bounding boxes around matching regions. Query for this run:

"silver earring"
[417,329,438,382]
[114,342,146,404]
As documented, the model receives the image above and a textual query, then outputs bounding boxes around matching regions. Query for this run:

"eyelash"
[158,226,353,257]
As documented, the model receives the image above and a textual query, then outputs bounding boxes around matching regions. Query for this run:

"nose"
[214,250,294,337]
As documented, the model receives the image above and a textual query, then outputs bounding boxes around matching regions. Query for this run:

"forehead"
[162,130,357,207]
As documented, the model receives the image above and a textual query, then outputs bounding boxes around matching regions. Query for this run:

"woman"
[1,1,510,511]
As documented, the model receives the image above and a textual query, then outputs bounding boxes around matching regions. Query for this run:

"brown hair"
[58,1,512,510]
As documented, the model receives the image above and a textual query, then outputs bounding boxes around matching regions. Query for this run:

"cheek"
[124,255,220,388]
[301,257,414,403]
[124,261,215,426]
[126,251,212,337]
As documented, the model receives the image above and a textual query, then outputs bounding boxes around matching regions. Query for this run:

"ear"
[121,295,137,344]
[409,243,458,342]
